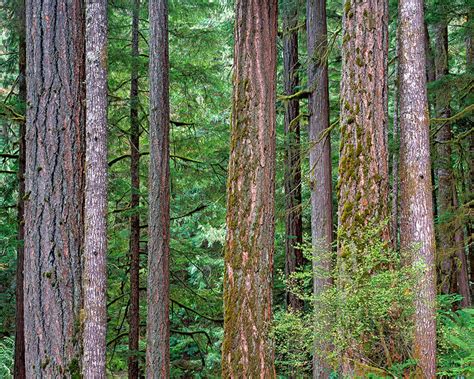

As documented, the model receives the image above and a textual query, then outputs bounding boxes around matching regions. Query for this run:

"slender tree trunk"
[465,8,474,301]
[146,0,170,377]
[391,32,400,250]
[83,0,108,377]
[24,0,85,376]
[283,0,303,312]
[338,1,389,373]
[14,0,26,377]
[453,190,471,307]
[222,1,277,377]
[128,0,141,377]
[306,0,333,377]
[434,19,457,295]
[398,0,437,377]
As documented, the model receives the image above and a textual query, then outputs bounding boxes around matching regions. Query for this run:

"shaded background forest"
[0,0,472,377]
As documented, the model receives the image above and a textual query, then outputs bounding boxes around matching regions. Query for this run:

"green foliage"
[272,309,313,377]
[0,336,14,378]
[276,225,417,376]
[437,294,474,377]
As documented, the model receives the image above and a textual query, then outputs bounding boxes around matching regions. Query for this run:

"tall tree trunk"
[83,0,108,377]
[128,0,141,377]
[338,0,389,373]
[398,0,437,377]
[146,0,170,376]
[434,18,457,295]
[24,0,85,376]
[222,1,277,377]
[465,7,474,301]
[306,0,333,377]
[283,0,303,312]
[14,0,26,377]
[391,30,400,250]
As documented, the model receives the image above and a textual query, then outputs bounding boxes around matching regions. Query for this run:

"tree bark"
[24,0,85,376]
[391,29,400,250]
[433,19,457,295]
[338,0,389,373]
[14,0,26,377]
[146,0,170,377]
[453,191,471,307]
[83,0,108,377]
[283,0,303,312]
[128,0,141,377]
[222,1,277,377]
[398,0,437,377]
[306,0,333,377]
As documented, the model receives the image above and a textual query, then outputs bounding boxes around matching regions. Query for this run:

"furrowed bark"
[128,0,141,377]
[398,0,437,377]
[83,0,108,377]
[306,0,333,377]
[14,0,26,377]
[222,1,277,377]
[433,18,457,295]
[283,0,303,312]
[338,0,389,373]
[146,0,170,377]
[24,0,85,376]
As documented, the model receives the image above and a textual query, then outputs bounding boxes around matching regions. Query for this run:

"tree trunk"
[398,0,437,377]
[391,30,400,250]
[222,1,277,377]
[83,0,108,377]
[453,190,471,307]
[465,8,474,302]
[14,0,26,377]
[434,19,457,295]
[338,0,389,373]
[146,0,170,377]
[24,0,85,376]
[128,0,141,377]
[306,0,333,377]
[283,0,303,312]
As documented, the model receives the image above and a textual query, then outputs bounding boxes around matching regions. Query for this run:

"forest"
[0,0,473,377]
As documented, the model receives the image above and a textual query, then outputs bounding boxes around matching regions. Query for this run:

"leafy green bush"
[275,224,417,376]
[0,336,14,378]
[437,294,474,377]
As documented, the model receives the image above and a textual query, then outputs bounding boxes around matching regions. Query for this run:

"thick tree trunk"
[222,1,277,377]
[338,1,389,373]
[434,20,457,295]
[283,0,303,312]
[398,0,437,377]
[128,0,141,377]
[146,0,170,377]
[24,0,85,376]
[83,0,108,377]
[306,0,333,377]
[14,0,26,377]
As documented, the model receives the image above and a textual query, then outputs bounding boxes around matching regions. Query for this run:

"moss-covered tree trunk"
[306,0,333,377]
[433,18,457,295]
[83,0,108,376]
[337,0,389,373]
[283,0,303,312]
[338,0,390,247]
[24,0,85,376]
[222,1,277,377]
[128,0,141,377]
[14,0,26,377]
[398,0,437,376]
[146,0,170,377]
